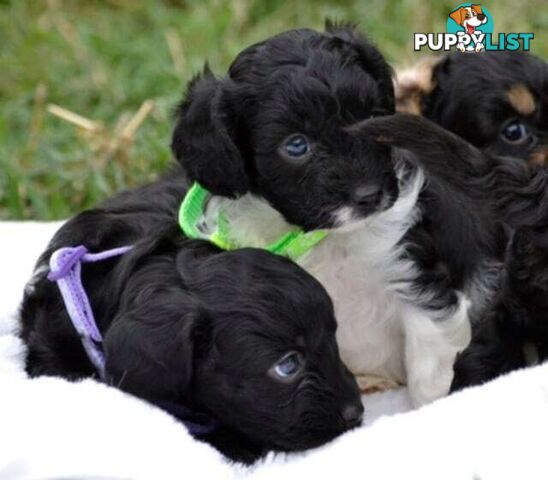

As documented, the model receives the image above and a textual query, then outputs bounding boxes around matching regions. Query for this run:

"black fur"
[451,164,548,389]
[20,225,362,463]
[452,225,548,390]
[20,26,506,436]
[171,26,499,314]
[350,113,500,289]
[424,51,548,166]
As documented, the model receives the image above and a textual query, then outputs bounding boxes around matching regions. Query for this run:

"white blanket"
[1,221,547,480]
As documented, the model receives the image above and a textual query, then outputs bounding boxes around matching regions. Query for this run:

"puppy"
[20,229,363,463]
[448,4,488,52]
[452,164,548,389]
[452,226,548,390]
[395,52,548,167]
[171,23,498,406]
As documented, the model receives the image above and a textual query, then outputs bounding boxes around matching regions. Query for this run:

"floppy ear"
[449,8,465,25]
[104,304,201,401]
[472,5,483,15]
[395,57,444,115]
[171,65,249,198]
[325,21,395,112]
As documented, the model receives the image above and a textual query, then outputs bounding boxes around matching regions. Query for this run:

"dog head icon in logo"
[448,4,492,52]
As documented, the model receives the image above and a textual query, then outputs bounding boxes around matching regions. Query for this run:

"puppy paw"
[356,374,400,395]
[475,43,485,52]
[457,44,466,52]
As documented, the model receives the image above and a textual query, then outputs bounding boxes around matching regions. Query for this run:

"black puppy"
[452,164,548,389]
[452,226,548,390]
[20,229,362,463]
[396,51,548,166]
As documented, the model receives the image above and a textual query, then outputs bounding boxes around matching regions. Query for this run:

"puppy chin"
[330,196,395,233]
[331,207,368,233]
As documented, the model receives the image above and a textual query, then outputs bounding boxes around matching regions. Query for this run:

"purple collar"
[48,245,133,379]
[47,244,218,436]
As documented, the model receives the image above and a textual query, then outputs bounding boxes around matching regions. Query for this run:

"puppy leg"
[403,295,471,407]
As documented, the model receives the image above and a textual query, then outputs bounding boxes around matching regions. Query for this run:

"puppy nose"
[351,185,382,207]
[341,402,364,428]
[477,13,485,20]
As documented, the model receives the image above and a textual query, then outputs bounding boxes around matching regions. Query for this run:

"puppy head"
[185,248,363,451]
[415,52,548,167]
[105,245,362,452]
[172,24,399,231]
[449,5,486,30]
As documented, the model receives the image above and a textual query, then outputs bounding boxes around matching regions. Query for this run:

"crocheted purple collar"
[47,244,217,437]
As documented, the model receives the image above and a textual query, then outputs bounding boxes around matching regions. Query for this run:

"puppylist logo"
[414,4,534,53]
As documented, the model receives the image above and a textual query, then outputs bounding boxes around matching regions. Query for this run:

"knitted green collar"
[178,183,328,260]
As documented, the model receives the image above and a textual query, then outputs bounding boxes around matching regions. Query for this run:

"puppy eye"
[501,120,528,144]
[270,352,303,381]
[281,135,310,159]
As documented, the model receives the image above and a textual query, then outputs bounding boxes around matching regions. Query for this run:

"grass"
[1,0,546,220]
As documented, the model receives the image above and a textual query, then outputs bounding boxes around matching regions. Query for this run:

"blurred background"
[1,0,546,220]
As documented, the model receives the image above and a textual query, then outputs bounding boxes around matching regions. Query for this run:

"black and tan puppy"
[396,52,548,166]
[20,228,362,463]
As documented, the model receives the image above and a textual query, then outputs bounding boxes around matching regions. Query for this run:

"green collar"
[178,183,328,260]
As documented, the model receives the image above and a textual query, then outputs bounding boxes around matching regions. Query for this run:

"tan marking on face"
[528,148,548,167]
[507,84,536,116]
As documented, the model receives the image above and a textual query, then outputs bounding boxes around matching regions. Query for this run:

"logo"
[414,4,534,53]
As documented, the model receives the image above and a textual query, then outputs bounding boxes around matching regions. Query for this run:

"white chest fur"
[299,169,425,381]
[206,167,427,385]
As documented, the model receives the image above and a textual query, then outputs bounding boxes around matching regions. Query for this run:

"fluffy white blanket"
[1,222,547,480]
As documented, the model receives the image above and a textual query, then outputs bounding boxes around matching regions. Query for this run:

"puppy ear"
[395,57,443,115]
[104,304,202,401]
[325,21,395,112]
[472,5,483,15]
[171,65,249,198]
[449,8,464,25]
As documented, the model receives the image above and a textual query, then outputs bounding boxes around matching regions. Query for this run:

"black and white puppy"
[171,24,498,405]
[395,51,548,167]
[20,228,362,463]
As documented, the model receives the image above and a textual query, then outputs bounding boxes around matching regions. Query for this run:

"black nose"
[351,185,382,208]
[477,13,485,20]
[341,402,364,428]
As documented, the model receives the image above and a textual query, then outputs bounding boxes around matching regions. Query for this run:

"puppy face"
[187,249,363,451]
[105,245,362,453]
[449,5,486,32]
[172,25,399,231]
[419,52,548,167]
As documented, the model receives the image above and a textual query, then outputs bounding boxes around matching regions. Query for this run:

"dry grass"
[1,0,546,219]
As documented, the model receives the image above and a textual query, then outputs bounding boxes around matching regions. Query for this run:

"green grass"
[1,0,546,220]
